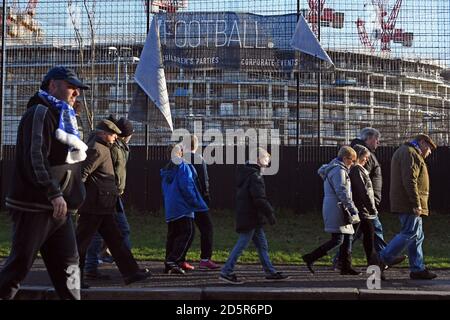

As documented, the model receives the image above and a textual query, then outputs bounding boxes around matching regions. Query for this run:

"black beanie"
[117,117,134,137]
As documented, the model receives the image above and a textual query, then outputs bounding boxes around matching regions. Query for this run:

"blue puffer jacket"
[160,158,208,223]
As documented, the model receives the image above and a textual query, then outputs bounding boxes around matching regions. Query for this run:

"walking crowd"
[0,66,439,299]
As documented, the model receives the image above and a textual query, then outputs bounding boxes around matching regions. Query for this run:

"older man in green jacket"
[380,134,437,280]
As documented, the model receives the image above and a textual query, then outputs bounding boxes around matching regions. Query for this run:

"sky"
[27,0,449,66]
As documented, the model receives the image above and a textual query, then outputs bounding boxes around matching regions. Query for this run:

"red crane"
[306,0,344,36]
[143,0,187,14]
[25,0,38,16]
[357,0,413,52]
[307,0,326,36]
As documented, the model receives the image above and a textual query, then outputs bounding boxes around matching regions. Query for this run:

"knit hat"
[116,117,134,137]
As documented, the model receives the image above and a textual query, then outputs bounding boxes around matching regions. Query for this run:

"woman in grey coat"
[302,146,361,275]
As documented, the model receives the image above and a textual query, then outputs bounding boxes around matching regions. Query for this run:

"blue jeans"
[221,227,276,276]
[85,198,131,273]
[333,216,386,264]
[380,213,425,272]
[372,216,387,253]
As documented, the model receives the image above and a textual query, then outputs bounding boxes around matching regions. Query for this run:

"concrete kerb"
[359,289,450,300]
[202,287,359,300]
[13,286,450,300]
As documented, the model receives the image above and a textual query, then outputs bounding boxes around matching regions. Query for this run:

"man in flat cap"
[0,66,89,300]
[76,119,151,288]
[84,116,136,279]
[380,134,437,280]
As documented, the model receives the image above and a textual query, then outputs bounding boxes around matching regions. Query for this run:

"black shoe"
[84,270,111,280]
[219,273,243,284]
[410,268,437,280]
[333,260,342,271]
[340,268,362,276]
[124,269,152,285]
[265,272,290,280]
[81,281,90,289]
[302,254,315,274]
[164,265,186,275]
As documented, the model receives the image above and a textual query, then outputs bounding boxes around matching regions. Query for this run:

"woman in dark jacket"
[349,145,380,266]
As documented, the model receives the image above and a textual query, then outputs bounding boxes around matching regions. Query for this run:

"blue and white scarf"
[410,139,421,154]
[39,89,88,164]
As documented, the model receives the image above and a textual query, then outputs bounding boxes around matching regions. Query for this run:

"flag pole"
[145,0,151,161]
[296,0,300,158]
[317,0,322,148]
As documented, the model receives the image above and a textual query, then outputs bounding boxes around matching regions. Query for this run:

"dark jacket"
[6,93,85,214]
[111,139,130,195]
[78,135,118,215]
[390,143,430,216]
[351,138,382,207]
[160,158,208,223]
[184,151,210,204]
[235,163,275,233]
[349,164,378,219]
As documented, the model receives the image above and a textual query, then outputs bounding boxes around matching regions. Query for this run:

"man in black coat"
[0,66,89,300]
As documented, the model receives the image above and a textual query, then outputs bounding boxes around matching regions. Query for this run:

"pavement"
[6,259,450,300]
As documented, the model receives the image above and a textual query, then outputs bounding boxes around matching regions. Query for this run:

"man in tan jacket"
[380,134,437,280]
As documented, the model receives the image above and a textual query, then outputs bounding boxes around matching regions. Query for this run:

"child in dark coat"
[220,147,289,284]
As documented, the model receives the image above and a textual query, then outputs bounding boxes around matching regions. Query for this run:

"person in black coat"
[219,147,288,284]
[349,144,380,267]
[0,66,89,300]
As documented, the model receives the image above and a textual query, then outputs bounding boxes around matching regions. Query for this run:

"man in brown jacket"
[380,134,437,280]
[76,119,151,287]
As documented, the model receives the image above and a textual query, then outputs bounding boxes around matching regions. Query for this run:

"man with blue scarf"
[0,66,89,300]
[380,134,438,280]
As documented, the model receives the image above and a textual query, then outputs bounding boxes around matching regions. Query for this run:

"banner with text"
[157,12,320,71]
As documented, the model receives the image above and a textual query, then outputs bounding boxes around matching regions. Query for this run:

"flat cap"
[96,119,122,135]
[415,133,437,150]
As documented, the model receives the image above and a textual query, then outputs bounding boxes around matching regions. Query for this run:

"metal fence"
[0,0,449,157]
[4,145,450,213]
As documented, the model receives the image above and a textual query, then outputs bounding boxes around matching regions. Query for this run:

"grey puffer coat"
[318,158,358,235]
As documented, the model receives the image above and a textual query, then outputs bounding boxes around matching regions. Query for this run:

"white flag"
[130,15,173,131]
[290,15,334,66]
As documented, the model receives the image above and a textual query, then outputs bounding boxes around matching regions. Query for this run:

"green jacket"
[111,139,130,195]
[390,143,430,216]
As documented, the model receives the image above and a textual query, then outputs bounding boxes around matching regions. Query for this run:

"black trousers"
[194,212,213,260]
[76,213,139,278]
[0,210,80,300]
[165,217,195,265]
[307,233,354,269]
[354,219,379,265]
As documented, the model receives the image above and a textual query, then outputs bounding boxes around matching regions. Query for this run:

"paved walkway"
[7,260,450,300]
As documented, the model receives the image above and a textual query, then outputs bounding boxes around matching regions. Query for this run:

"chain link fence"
[1,0,449,159]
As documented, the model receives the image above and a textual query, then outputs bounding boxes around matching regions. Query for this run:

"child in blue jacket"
[160,144,208,274]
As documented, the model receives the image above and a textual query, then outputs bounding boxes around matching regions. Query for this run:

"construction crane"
[143,0,188,14]
[356,0,413,52]
[306,0,344,37]
[3,0,41,41]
